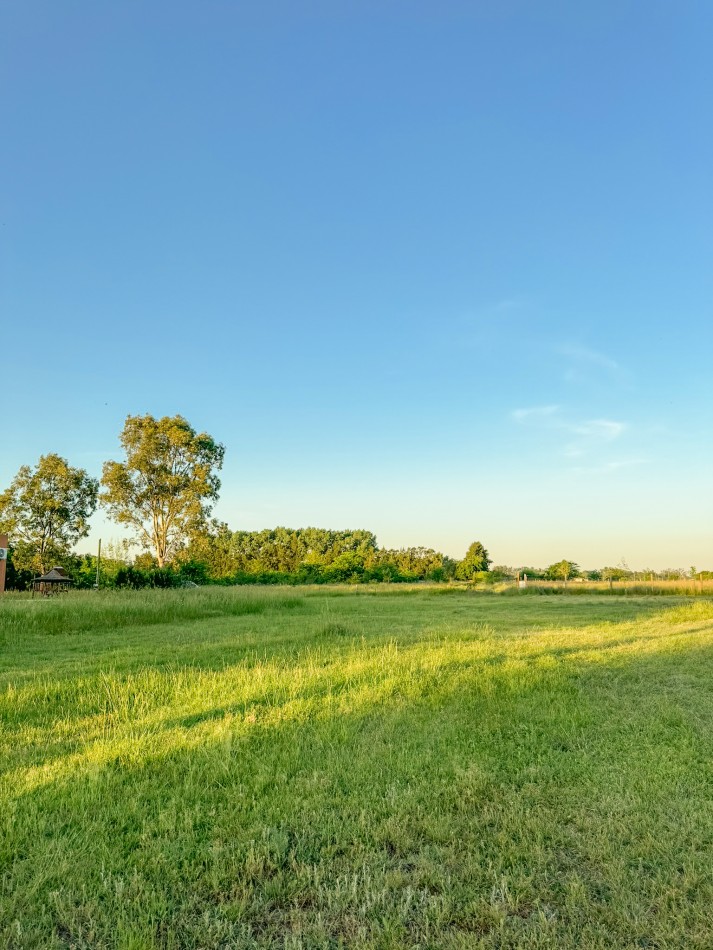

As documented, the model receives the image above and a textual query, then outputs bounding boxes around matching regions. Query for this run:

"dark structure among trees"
[32,566,73,596]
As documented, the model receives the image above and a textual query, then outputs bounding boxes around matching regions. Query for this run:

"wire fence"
[507,578,713,596]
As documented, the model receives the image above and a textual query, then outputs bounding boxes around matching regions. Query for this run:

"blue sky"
[2,1,711,569]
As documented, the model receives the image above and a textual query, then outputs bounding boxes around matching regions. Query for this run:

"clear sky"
[2,1,711,570]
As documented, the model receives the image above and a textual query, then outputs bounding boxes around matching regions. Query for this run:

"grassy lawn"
[1,588,712,948]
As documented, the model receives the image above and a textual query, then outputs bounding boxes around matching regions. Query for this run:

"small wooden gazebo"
[32,566,73,596]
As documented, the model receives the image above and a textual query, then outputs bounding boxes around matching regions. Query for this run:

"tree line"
[1,413,707,590]
[0,413,492,589]
[506,560,710,583]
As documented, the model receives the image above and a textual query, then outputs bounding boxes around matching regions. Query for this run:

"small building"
[32,566,73,596]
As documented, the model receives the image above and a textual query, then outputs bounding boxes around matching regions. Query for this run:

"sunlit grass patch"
[0,586,304,641]
[0,591,712,947]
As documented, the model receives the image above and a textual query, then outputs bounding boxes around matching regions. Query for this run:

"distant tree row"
[0,412,492,588]
[493,563,710,583]
[1,412,706,590]
[1,530,493,590]
[175,525,480,584]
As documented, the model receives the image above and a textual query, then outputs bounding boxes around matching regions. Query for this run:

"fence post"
[0,534,8,595]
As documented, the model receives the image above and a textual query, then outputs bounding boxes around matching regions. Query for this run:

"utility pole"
[0,534,8,595]
[95,538,101,590]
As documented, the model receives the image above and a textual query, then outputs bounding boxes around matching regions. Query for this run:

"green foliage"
[0,454,98,575]
[544,559,581,582]
[490,565,515,581]
[177,559,211,585]
[181,525,376,578]
[71,552,128,590]
[601,565,631,582]
[178,526,449,585]
[455,540,491,580]
[101,414,225,567]
[371,546,445,580]
[515,566,546,580]
[133,551,159,571]
[2,546,34,591]
[441,555,458,579]
[659,567,686,581]
[114,565,177,589]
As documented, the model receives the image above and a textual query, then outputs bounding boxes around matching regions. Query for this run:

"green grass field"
[1,588,712,949]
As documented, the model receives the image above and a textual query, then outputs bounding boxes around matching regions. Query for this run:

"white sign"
[0,548,7,561]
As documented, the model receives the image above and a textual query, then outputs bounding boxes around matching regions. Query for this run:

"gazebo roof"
[35,567,72,583]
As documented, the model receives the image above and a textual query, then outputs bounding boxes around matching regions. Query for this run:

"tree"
[3,546,35,590]
[0,454,98,574]
[455,541,491,580]
[601,565,630,582]
[101,414,225,567]
[545,560,580,583]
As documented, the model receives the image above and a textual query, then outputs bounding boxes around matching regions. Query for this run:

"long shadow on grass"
[3,606,709,779]
[3,638,713,948]
[5,630,712,799]
[3,603,711,784]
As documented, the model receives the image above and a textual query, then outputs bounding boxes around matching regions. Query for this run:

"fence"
[509,578,713,596]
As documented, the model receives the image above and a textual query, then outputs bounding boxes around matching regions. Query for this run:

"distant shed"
[32,566,73,596]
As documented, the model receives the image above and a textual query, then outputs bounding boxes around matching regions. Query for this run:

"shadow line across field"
[4,611,712,796]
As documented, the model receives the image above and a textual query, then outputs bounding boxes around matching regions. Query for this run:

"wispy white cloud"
[563,419,626,457]
[569,458,647,475]
[605,458,646,470]
[558,343,630,386]
[511,405,560,422]
[558,344,620,372]
[572,420,626,439]
[510,406,629,460]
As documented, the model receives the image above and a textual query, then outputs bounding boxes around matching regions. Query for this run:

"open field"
[1,588,712,949]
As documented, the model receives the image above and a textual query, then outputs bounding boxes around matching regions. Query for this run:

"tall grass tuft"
[0,587,304,639]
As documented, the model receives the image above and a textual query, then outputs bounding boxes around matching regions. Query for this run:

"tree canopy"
[544,560,581,582]
[101,414,225,567]
[454,541,491,580]
[0,454,98,574]
[180,524,451,583]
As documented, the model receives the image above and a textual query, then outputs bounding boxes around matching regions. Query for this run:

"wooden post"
[95,538,102,590]
[0,534,8,595]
